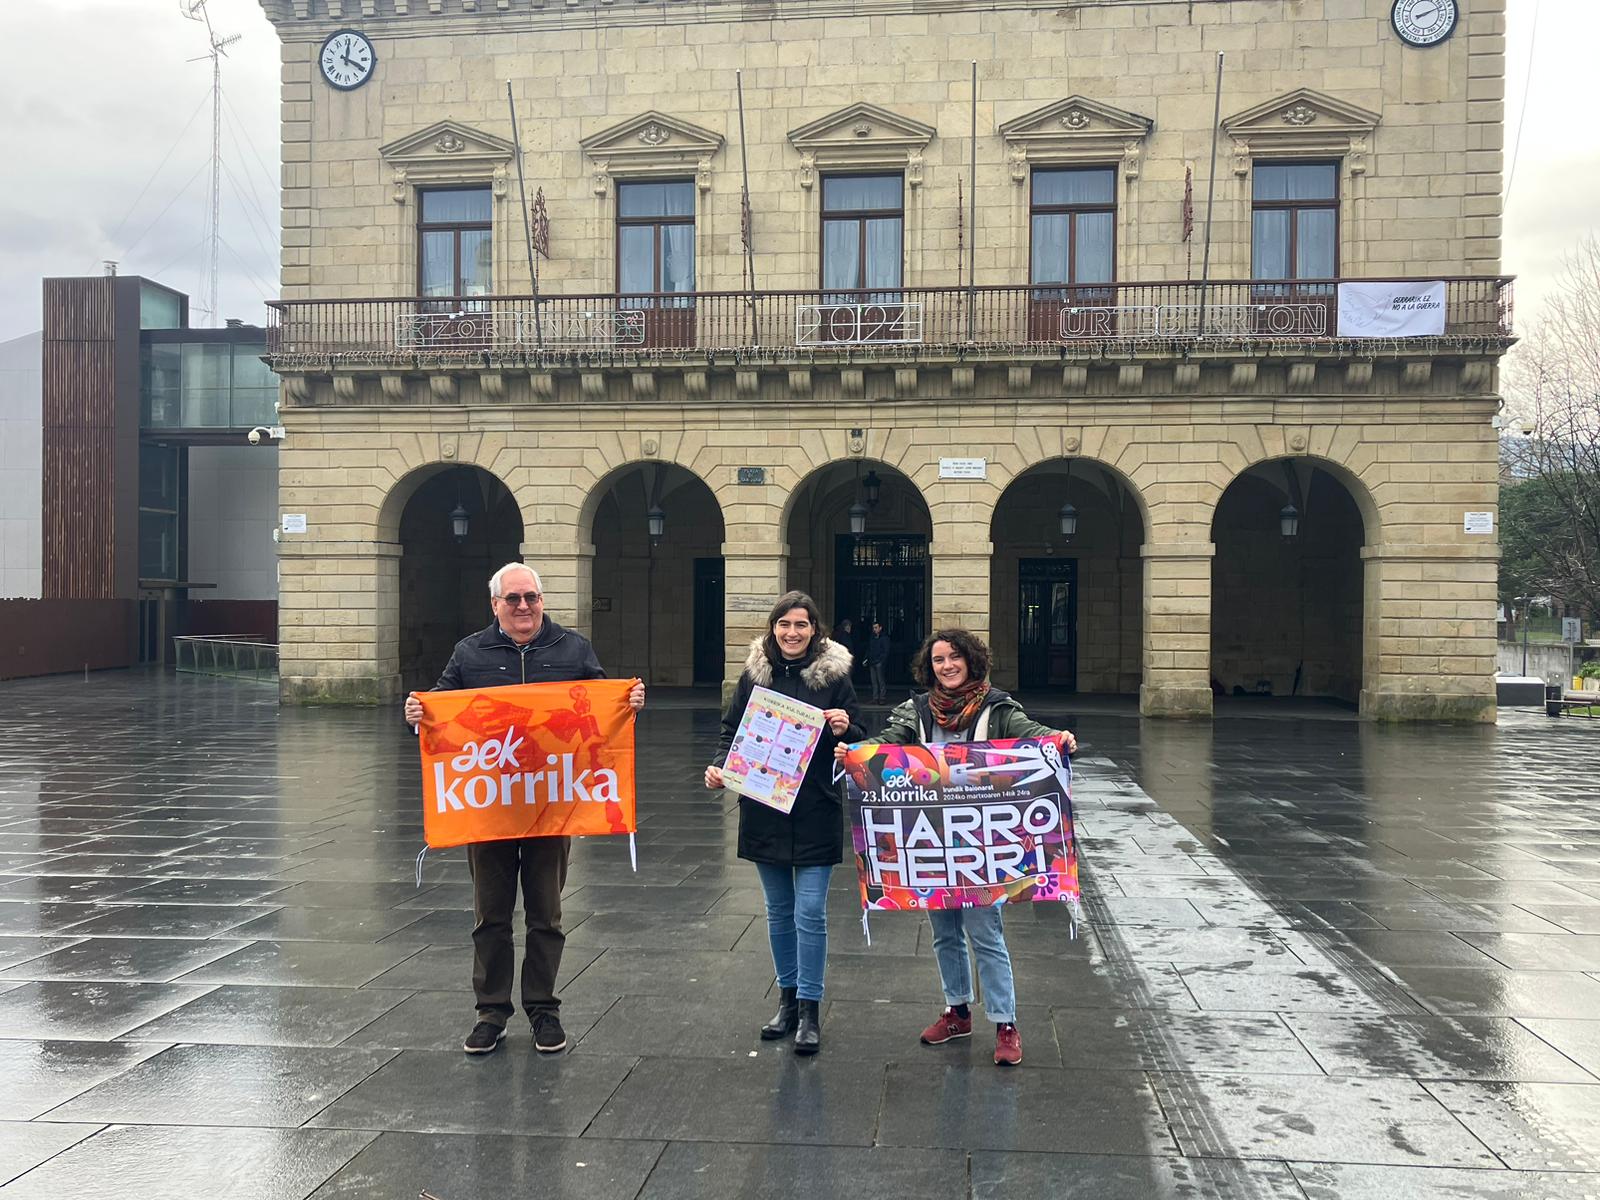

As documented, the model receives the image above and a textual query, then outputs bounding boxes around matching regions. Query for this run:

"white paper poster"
[720,686,826,814]
[1336,281,1447,339]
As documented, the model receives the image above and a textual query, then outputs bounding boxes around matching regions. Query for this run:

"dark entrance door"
[693,556,726,685]
[1018,558,1078,691]
[834,534,927,689]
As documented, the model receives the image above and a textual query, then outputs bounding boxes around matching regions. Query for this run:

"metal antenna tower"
[181,1,239,326]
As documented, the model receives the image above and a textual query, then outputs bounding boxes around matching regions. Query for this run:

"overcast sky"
[0,0,1590,341]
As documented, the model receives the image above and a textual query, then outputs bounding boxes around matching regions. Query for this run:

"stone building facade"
[257,0,1510,719]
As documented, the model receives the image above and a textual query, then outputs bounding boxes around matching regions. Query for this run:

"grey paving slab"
[0,1121,104,1188]
[0,936,250,983]
[1151,1072,1501,1167]
[0,903,102,935]
[1176,962,1426,1015]
[257,880,447,909]
[586,1056,882,1146]
[638,1142,967,1200]
[820,1000,1062,1068]
[1385,966,1600,1019]
[225,905,436,943]
[576,993,804,1060]
[309,1048,640,1136]
[1517,1019,1600,1079]
[1456,934,1600,972]
[46,903,277,939]
[562,883,730,914]
[339,986,613,1050]
[1283,1014,1597,1082]
[1048,1007,1323,1074]
[47,1043,399,1127]
[0,980,216,1040]
[1291,1161,1600,1199]
[561,910,754,951]
[310,1132,666,1199]
[0,1038,171,1120]
[971,1152,1308,1200]
[116,984,413,1047]
[176,939,425,987]
[0,1125,377,1200]
[118,877,297,905]
[1424,1080,1600,1171]
[559,948,776,1001]
[0,874,153,903]
[1517,905,1600,935]
[0,936,85,971]
[877,1062,1176,1154]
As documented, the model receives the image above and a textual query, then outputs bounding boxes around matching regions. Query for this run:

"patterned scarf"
[928,677,991,733]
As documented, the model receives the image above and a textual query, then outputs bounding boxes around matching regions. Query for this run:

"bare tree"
[1503,235,1600,621]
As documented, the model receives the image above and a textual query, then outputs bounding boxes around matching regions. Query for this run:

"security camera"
[247,426,270,445]
[1520,421,1536,438]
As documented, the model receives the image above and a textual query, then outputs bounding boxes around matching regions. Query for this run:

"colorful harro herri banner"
[417,680,640,850]
[840,736,1080,915]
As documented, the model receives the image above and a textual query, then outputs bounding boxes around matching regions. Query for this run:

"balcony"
[266,277,1513,371]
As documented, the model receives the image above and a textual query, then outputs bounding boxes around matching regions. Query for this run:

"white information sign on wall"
[1463,511,1494,535]
[281,514,308,534]
[939,457,987,480]
[1563,617,1583,643]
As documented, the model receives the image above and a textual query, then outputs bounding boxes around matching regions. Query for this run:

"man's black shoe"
[463,1020,506,1055]
[532,1011,568,1053]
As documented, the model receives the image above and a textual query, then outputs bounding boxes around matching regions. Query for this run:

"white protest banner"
[1336,281,1447,339]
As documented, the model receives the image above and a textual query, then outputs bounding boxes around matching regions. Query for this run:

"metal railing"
[173,635,279,682]
[267,276,1513,361]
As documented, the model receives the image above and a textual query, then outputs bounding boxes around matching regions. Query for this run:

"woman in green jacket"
[839,626,1075,1066]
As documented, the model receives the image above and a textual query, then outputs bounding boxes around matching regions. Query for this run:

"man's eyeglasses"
[498,592,541,609]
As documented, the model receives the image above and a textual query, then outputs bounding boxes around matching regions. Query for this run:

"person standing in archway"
[839,627,1075,1067]
[866,620,892,704]
[705,591,863,1055]
[404,562,646,1056]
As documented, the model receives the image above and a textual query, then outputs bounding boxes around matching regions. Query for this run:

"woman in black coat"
[705,590,863,1055]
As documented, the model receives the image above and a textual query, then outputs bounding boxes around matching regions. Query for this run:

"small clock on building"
[1391,0,1458,47]
[319,29,375,90]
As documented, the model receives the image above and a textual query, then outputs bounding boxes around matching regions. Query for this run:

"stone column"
[722,540,789,703]
[521,539,594,639]
[278,540,403,704]
[1360,543,1498,721]
[1140,540,1215,718]
[929,530,994,646]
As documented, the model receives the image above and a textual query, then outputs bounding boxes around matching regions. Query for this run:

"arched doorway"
[397,465,524,692]
[1210,459,1367,705]
[784,460,932,691]
[589,463,726,685]
[989,459,1145,695]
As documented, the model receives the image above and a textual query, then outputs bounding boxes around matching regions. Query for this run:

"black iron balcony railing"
[265,277,1513,362]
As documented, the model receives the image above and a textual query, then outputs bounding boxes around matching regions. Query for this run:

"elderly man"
[405,561,645,1056]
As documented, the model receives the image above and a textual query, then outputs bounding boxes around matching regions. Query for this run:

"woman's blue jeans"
[928,904,1017,1024]
[754,862,832,1002]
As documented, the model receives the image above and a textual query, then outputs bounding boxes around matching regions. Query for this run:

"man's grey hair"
[488,562,542,600]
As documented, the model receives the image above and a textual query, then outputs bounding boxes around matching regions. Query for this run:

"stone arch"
[1207,445,1382,545]
[580,458,727,686]
[782,456,934,692]
[1208,454,1373,706]
[384,461,524,693]
[987,455,1148,694]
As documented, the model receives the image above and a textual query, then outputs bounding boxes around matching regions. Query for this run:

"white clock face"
[1392,0,1459,47]
[319,30,375,90]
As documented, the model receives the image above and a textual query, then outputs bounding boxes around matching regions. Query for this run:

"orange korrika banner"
[417,679,640,850]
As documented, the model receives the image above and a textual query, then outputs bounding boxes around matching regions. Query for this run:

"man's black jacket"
[432,619,605,691]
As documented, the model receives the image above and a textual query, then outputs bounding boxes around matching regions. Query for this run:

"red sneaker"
[919,1008,973,1045]
[994,1023,1022,1066]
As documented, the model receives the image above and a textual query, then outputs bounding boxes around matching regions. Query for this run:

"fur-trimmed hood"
[743,636,853,690]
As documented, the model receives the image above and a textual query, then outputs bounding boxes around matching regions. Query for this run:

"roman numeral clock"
[319,29,375,91]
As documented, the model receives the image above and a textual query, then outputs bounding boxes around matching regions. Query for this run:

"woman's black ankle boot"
[794,999,821,1055]
[761,987,799,1040]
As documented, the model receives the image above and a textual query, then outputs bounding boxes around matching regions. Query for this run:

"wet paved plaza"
[2,672,1600,1198]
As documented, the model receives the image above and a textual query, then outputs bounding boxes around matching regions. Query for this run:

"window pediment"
[1223,89,1380,175]
[788,103,936,187]
[998,97,1153,182]
[581,112,724,192]
[379,120,514,184]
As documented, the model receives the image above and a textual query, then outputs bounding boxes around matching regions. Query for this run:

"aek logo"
[434,725,619,813]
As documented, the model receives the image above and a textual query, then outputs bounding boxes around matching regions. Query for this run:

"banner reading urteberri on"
[839,736,1080,918]
[416,679,640,849]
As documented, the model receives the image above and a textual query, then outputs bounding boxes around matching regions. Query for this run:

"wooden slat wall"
[41,278,120,599]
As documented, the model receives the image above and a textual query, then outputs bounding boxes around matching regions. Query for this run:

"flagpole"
[967,59,977,343]
[736,70,758,346]
[1198,52,1224,339]
[506,80,542,348]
